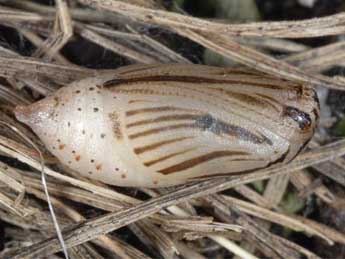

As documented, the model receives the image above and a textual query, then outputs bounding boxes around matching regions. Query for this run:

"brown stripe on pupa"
[128,113,272,145]
[195,115,273,145]
[128,100,154,104]
[126,106,190,117]
[210,88,280,112]
[134,136,194,154]
[108,112,122,139]
[128,123,198,139]
[255,93,283,109]
[126,114,200,128]
[157,151,248,175]
[116,64,162,75]
[103,75,290,90]
[144,148,197,167]
[282,106,312,132]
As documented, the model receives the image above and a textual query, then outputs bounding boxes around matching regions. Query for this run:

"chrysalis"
[14,64,319,187]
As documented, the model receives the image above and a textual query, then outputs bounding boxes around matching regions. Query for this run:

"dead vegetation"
[0,0,345,258]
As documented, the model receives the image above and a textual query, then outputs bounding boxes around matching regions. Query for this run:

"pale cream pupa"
[14,64,319,187]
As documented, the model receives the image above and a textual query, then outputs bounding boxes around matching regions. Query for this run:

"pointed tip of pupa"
[14,105,31,124]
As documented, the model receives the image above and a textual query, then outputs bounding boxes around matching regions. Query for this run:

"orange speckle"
[75,155,81,161]
[59,144,65,150]
[121,174,126,179]
[153,180,158,185]
[96,164,102,171]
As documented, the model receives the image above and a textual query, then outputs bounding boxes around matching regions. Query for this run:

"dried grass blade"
[8,139,345,258]
[175,28,345,90]
[76,0,345,38]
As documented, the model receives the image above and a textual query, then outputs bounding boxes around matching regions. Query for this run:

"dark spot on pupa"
[283,106,312,131]
[108,112,122,139]
[82,130,86,135]
[52,146,56,150]
[90,159,94,163]
[100,133,106,138]
[94,108,99,112]
[72,150,76,154]
[78,108,82,111]
[121,174,126,179]
[115,168,119,171]
[312,108,319,123]
[68,122,71,127]
[53,97,59,107]
[153,180,158,185]
[75,90,81,94]
[88,171,93,175]
[89,87,95,91]
[195,114,272,145]
[68,161,72,164]
[57,139,61,142]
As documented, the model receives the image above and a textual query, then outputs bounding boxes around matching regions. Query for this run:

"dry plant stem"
[134,219,177,258]
[233,185,274,208]
[207,195,299,259]
[304,49,345,73]
[126,25,191,63]
[236,37,310,53]
[0,56,94,85]
[0,7,48,22]
[273,234,322,259]
[0,84,30,105]
[209,235,259,259]
[263,174,290,207]
[147,189,248,258]
[84,23,182,64]
[18,27,71,65]
[174,242,207,259]
[285,40,345,72]
[290,170,335,204]
[76,0,345,38]
[220,195,341,244]
[235,173,290,258]
[309,141,345,187]
[175,28,345,91]
[0,0,132,26]
[0,166,25,194]
[33,0,73,62]
[285,40,345,65]
[28,188,135,259]
[77,26,158,63]
[9,139,345,258]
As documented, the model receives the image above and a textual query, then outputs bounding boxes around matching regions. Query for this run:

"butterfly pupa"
[14,64,319,187]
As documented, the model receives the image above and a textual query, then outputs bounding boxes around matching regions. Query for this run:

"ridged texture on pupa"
[14,64,319,187]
